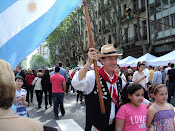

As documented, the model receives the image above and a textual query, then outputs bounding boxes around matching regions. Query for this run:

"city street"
[27,90,175,131]
[27,91,86,131]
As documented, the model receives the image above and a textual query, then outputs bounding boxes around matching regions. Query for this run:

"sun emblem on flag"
[28,2,37,12]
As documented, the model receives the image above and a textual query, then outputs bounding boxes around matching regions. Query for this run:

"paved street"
[27,91,86,131]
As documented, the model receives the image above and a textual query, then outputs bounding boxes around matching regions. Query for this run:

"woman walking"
[32,72,43,109]
[25,69,35,104]
[41,70,52,109]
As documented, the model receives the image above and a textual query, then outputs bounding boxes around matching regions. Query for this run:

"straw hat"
[97,44,122,58]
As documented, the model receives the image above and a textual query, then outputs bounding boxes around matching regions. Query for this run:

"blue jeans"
[52,93,65,117]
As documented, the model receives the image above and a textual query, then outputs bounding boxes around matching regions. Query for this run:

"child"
[148,84,159,103]
[115,83,147,131]
[147,84,174,130]
[15,76,28,117]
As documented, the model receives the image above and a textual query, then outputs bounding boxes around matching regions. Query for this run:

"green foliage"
[19,58,28,69]
[29,54,48,69]
[45,5,86,66]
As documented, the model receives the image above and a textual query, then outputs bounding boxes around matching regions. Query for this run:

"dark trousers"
[71,85,75,93]
[85,120,115,131]
[35,90,43,106]
[76,90,83,102]
[66,82,70,93]
[26,86,34,103]
[168,83,175,103]
[52,93,65,117]
[43,89,52,107]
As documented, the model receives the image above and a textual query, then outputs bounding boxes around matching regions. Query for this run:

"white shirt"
[165,67,171,75]
[143,68,150,83]
[32,77,42,90]
[72,70,125,120]
[119,72,126,89]
[132,71,146,88]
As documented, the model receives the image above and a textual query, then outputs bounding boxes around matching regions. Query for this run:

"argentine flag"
[0,0,81,68]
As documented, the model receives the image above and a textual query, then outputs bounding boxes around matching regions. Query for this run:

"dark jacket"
[85,75,121,131]
[41,74,52,90]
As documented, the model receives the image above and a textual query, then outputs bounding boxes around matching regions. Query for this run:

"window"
[170,0,175,7]
[156,1,161,13]
[99,21,102,32]
[163,16,170,30]
[86,31,88,38]
[158,19,163,31]
[141,0,146,11]
[134,24,138,40]
[162,0,169,10]
[171,14,175,27]
[123,4,127,16]
[150,4,154,16]
[125,28,128,43]
[108,35,112,43]
[73,51,75,57]
[102,19,105,29]
[107,0,111,5]
[99,2,101,9]
[150,22,155,33]
[142,21,147,40]
[113,12,116,20]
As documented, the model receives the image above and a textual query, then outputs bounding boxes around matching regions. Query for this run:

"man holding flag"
[72,44,124,131]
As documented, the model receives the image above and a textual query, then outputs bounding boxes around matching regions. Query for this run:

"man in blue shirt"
[58,62,67,81]
[152,66,162,84]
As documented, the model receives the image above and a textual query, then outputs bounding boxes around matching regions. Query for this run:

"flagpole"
[82,0,105,114]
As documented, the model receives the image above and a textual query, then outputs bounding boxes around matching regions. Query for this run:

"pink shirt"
[116,103,147,131]
[50,74,65,93]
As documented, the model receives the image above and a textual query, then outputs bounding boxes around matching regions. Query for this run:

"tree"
[19,58,28,69]
[30,54,48,69]
[46,6,87,66]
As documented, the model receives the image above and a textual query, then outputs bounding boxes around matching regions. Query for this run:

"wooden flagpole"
[82,0,105,114]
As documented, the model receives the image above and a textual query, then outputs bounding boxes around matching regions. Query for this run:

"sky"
[27,49,37,68]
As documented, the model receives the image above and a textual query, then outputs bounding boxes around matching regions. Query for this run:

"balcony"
[123,36,138,45]
[139,7,146,13]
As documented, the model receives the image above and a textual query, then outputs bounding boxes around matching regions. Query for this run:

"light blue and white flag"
[0,0,81,68]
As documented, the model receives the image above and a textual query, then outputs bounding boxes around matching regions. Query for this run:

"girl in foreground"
[147,84,174,130]
[115,83,147,131]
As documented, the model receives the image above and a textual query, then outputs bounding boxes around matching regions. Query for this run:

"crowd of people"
[72,44,175,131]
[1,44,175,131]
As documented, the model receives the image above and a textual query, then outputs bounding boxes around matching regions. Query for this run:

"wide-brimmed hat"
[97,44,122,58]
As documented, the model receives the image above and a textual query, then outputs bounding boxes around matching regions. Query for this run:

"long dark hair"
[136,63,145,71]
[121,83,145,105]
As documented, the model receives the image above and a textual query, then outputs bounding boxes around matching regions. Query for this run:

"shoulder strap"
[169,104,173,109]
[35,78,39,84]
[152,105,160,111]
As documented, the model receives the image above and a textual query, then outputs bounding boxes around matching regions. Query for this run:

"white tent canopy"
[91,61,103,69]
[149,50,175,66]
[118,56,136,67]
[117,58,121,62]
[127,53,158,67]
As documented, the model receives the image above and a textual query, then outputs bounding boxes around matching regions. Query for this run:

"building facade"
[37,41,50,62]
[148,0,175,56]
[77,0,175,65]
